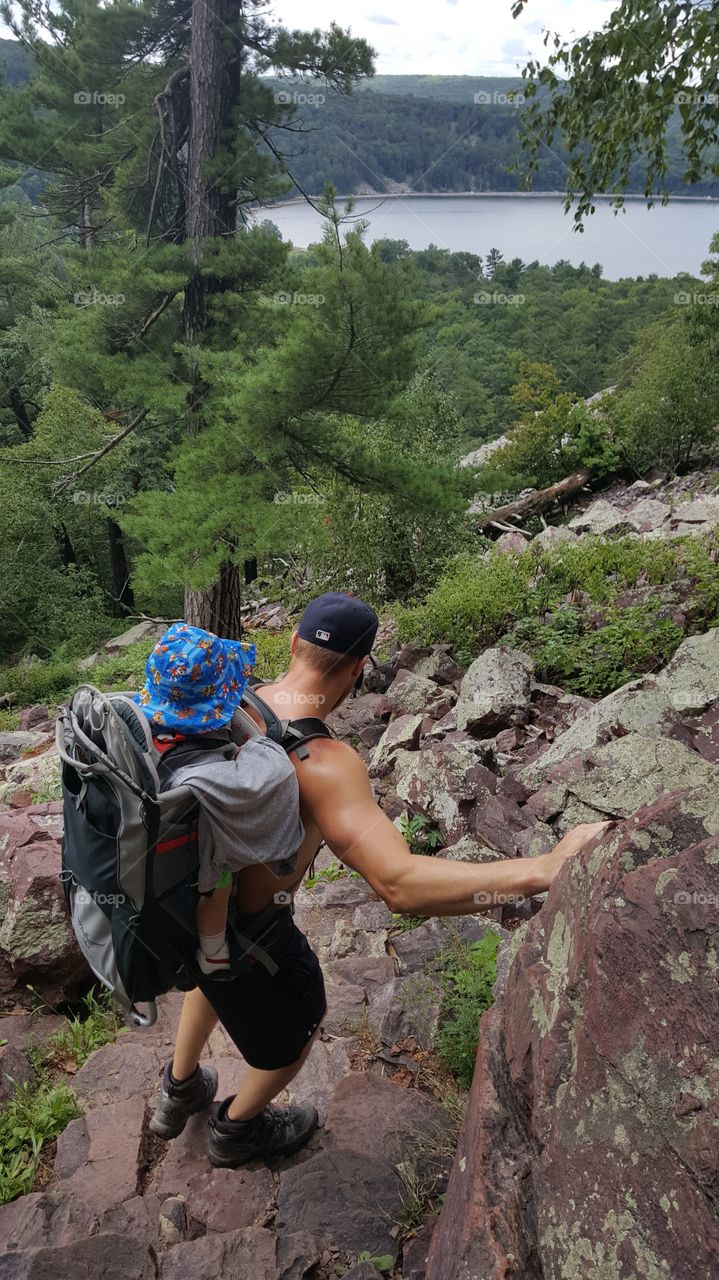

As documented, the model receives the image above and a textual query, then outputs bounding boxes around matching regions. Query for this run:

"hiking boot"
[207,1095,319,1167]
[149,1060,219,1139]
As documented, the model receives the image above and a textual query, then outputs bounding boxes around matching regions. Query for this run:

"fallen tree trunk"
[474,468,592,533]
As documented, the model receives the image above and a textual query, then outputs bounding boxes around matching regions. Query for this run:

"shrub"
[512,606,685,698]
[31,988,125,1074]
[0,1078,82,1205]
[398,812,445,855]
[244,628,292,680]
[398,534,719,697]
[435,930,500,1088]
[396,548,535,664]
[478,361,620,492]
[0,658,78,709]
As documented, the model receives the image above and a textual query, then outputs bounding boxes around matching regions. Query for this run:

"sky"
[268,0,616,76]
[0,1,615,75]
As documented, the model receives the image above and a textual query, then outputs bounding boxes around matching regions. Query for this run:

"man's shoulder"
[293,733,368,793]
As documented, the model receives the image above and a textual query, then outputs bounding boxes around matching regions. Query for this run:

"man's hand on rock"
[538,821,613,890]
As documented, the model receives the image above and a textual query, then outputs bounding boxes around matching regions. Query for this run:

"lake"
[251,194,719,280]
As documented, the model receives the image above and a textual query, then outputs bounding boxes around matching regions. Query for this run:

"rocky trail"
[0,478,718,1278]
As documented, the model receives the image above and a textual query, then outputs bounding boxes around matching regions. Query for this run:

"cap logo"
[316,629,331,641]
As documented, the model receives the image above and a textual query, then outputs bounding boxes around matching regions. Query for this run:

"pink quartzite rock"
[277,1148,404,1262]
[369,713,423,777]
[153,1109,276,1235]
[51,1096,147,1217]
[159,1225,319,1280]
[0,1233,155,1280]
[425,784,719,1280]
[385,670,456,721]
[0,807,91,1005]
[395,739,497,843]
[323,1073,446,1169]
[455,647,533,736]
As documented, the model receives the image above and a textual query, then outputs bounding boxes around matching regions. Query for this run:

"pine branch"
[52,409,149,495]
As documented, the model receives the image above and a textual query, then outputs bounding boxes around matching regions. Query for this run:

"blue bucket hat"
[135,623,256,732]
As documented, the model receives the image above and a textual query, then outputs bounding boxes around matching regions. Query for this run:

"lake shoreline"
[259,191,719,210]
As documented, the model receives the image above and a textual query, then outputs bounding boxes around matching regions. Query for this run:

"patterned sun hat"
[135,623,256,732]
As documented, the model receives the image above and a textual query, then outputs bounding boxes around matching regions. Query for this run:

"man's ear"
[289,629,299,656]
[352,654,368,680]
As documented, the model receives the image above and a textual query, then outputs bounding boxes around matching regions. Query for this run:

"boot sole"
[207,1108,319,1168]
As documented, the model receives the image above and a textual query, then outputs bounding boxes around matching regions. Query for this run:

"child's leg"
[197,879,233,937]
[196,874,233,974]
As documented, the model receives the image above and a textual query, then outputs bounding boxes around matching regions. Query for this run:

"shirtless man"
[149,592,609,1166]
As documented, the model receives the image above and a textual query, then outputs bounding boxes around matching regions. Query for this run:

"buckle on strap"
[231,928,279,977]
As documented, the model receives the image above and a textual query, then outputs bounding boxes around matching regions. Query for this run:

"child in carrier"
[135,622,303,977]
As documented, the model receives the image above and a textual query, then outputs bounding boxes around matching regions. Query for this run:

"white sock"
[199,930,230,962]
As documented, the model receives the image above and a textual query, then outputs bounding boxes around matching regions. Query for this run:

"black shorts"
[196,908,326,1070]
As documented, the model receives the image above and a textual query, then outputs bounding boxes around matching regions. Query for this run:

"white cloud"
[272,0,613,75]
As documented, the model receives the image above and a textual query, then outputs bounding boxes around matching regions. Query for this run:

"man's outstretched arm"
[297,740,610,917]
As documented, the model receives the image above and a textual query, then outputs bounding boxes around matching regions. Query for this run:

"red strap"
[156,830,198,855]
[154,733,189,755]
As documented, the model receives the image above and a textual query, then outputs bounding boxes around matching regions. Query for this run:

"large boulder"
[568,499,634,536]
[455,648,533,736]
[669,494,719,531]
[653,627,719,713]
[531,524,578,552]
[425,784,719,1280]
[395,739,497,843]
[557,732,719,820]
[0,748,60,806]
[627,496,672,533]
[104,621,160,653]
[0,730,49,765]
[385,670,455,720]
[369,713,423,777]
[518,628,719,792]
[0,807,90,1004]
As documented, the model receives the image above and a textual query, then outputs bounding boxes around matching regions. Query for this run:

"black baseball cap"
[297,592,379,658]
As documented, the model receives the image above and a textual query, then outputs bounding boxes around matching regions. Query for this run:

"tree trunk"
[79,192,94,249]
[107,516,135,614]
[56,521,77,568]
[8,386,32,438]
[474,469,593,532]
[182,0,243,634]
[185,558,242,637]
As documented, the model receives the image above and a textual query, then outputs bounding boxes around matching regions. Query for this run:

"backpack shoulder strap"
[280,717,334,760]
[240,685,334,759]
[241,684,283,742]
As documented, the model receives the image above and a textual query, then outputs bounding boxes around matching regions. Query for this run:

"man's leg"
[172,986,219,1080]
[149,987,220,1139]
[226,1022,320,1121]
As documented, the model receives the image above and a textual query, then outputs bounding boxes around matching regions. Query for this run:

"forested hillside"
[261,76,719,198]
[3,37,716,200]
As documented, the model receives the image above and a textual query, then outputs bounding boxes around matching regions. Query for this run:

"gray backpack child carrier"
[56,683,331,1027]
